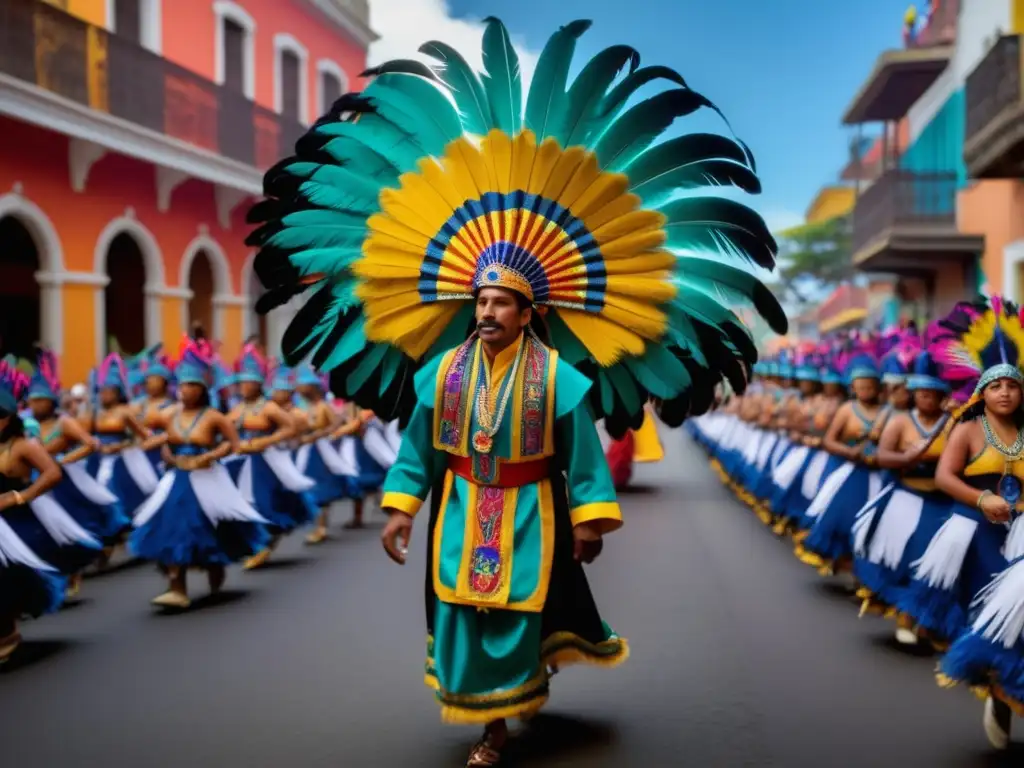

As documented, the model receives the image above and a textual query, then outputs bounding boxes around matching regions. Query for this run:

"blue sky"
[396,0,917,232]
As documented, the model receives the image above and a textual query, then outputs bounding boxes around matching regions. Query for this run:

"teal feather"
[626,347,691,398]
[560,45,640,148]
[322,137,401,182]
[379,348,404,394]
[347,343,390,392]
[419,41,491,136]
[361,59,439,81]
[598,370,616,415]
[594,89,715,171]
[676,257,786,333]
[674,286,751,341]
[307,164,388,196]
[596,65,688,133]
[364,78,462,152]
[318,316,369,371]
[288,247,362,278]
[626,134,759,206]
[315,119,424,172]
[480,17,523,135]
[664,307,708,367]
[279,209,371,229]
[659,197,777,270]
[524,19,592,142]
[299,181,378,216]
[268,226,365,253]
[605,364,643,415]
[546,311,590,364]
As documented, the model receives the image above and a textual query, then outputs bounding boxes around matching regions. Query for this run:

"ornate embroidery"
[439,341,474,450]
[520,337,547,456]
[473,451,498,484]
[469,486,506,595]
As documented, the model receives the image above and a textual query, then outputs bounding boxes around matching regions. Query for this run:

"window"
[114,0,141,43]
[274,34,309,124]
[223,19,246,93]
[214,0,256,99]
[315,59,348,118]
[281,50,301,120]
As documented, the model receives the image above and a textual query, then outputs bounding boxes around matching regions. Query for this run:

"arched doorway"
[247,262,268,348]
[103,232,147,354]
[187,249,215,335]
[0,216,41,360]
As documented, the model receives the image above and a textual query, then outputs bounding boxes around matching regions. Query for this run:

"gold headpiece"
[473,264,534,303]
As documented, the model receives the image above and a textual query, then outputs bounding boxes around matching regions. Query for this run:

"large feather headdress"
[930,295,1024,404]
[249,18,787,433]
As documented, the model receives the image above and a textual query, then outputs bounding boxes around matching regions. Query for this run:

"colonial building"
[0,0,375,382]
[841,0,984,319]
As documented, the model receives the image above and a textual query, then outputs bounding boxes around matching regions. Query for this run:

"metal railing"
[0,0,305,169]
[965,34,1022,143]
[851,169,958,253]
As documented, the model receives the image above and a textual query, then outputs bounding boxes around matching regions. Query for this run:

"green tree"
[772,214,853,305]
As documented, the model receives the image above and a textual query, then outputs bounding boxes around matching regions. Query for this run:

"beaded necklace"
[472,338,526,455]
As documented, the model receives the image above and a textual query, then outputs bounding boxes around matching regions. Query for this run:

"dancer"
[248,16,785,765]
[133,345,175,474]
[293,365,349,542]
[129,338,269,608]
[24,348,124,596]
[0,360,66,662]
[228,344,318,569]
[854,345,951,644]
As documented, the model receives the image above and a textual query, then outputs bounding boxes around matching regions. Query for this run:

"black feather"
[279,284,335,364]
[255,285,304,314]
[360,60,440,81]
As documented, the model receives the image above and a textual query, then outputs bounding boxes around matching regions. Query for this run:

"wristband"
[977,490,994,510]
[12,491,24,505]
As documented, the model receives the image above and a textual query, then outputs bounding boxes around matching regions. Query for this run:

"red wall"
[161,0,367,119]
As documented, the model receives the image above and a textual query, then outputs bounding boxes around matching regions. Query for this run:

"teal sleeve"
[381,401,444,517]
[557,402,623,534]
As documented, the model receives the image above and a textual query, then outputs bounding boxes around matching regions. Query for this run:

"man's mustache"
[477,320,503,331]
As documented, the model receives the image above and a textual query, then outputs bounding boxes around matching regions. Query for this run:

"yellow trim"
[432,344,478,457]
[569,501,623,534]
[818,307,867,334]
[514,477,555,612]
[542,633,630,671]
[380,491,424,517]
[432,470,455,602]
[507,341,557,463]
[454,482,520,607]
[544,349,557,455]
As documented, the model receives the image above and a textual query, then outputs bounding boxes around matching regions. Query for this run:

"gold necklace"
[472,340,525,454]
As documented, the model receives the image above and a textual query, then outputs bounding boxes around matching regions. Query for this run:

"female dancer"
[133,345,175,474]
[854,347,951,645]
[797,347,884,576]
[24,349,126,596]
[129,339,269,608]
[87,354,159,519]
[0,361,66,662]
[293,365,349,542]
[228,344,318,569]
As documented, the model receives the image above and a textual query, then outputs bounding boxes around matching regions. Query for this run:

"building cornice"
[304,0,378,47]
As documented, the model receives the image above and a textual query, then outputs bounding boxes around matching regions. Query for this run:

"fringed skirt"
[295,439,352,506]
[799,462,883,567]
[851,484,951,611]
[893,507,1022,643]
[48,461,129,545]
[938,551,1024,714]
[129,463,270,567]
[234,447,318,535]
[94,448,160,520]
[0,508,66,621]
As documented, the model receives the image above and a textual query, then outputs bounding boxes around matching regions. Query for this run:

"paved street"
[0,432,1019,767]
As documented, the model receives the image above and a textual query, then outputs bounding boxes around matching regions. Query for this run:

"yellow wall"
[806,186,856,225]
[1014,0,1024,33]
[160,297,185,353]
[221,307,244,362]
[61,284,98,384]
[42,0,107,26]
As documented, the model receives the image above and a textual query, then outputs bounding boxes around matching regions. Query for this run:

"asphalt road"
[0,431,1020,767]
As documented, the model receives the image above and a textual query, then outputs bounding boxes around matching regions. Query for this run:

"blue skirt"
[355,439,388,493]
[299,444,348,506]
[4,504,102,576]
[96,454,152,519]
[802,463,877,565]
[894,504,1009,642]
[241,453,318,534]
[129,468,270,567]
[853,485,951,609]
[0,509,67,620]
[50,463,131,544]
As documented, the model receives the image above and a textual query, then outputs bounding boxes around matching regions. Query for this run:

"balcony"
[842,46,952,125]
[964,35,1024,178]
[0,0,307,191]
[851,169,983,274]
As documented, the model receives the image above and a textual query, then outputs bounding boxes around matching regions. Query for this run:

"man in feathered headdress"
[248,15,786,763]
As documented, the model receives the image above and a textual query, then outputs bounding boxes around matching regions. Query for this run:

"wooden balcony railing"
[0,0,306,171]
[851,169,958,254]
[965,34,1021,143]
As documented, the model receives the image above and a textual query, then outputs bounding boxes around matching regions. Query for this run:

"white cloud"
[368,0,539,88]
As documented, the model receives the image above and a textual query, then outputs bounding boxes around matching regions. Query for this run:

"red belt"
[447,455,551,488]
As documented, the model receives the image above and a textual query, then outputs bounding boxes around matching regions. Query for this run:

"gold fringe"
[441,696,550,725]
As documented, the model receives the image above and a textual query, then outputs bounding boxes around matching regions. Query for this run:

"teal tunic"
[382,333,628,724]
